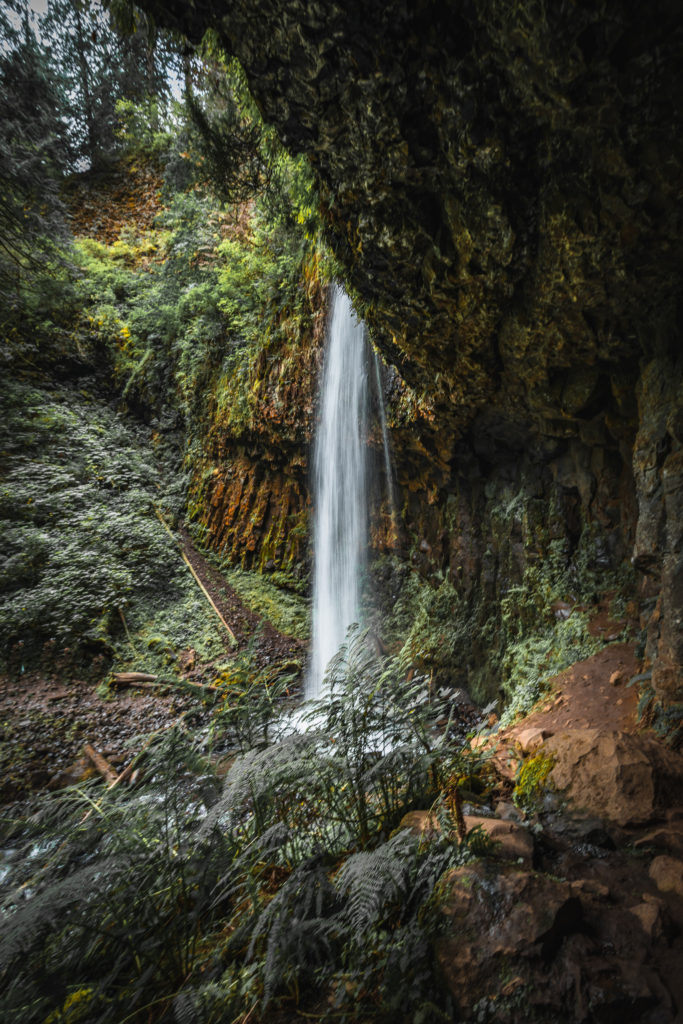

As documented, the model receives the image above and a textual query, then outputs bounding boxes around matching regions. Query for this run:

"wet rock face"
[187,257,326,574]
[436,858,682,1023]
[143,1,682,396]
[141,0,683,703]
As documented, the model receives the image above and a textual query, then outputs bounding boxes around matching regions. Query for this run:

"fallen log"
[83,743,118,785]
[111,672,158,686]
[155,509,237,644]
[179,549,237,643]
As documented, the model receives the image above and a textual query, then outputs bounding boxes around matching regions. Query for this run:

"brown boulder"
[628,898,666,940]
[515,726,552,754]
[464,814,534,866]
[545,729,683,826]
[436,862,676,1020]
[634,823,683,857]
[398,810,439,836]
[649,856,683,899]
[436,862,581,1017]
[398,810,534,865]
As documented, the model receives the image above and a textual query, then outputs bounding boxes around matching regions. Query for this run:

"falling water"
[307,285,369,699]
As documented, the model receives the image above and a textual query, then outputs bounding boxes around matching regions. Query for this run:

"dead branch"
[83,743,118,785]
[107,731,160,790]
[176,677,222,694]
[111,671,158,686]
[155,509,237,643]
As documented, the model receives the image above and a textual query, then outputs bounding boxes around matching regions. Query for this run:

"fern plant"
[1,626,487,1024]
[0,729,236,1024]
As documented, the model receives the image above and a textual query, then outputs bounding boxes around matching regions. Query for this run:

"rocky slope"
[404,639,683,1023]
[138,0,682,721]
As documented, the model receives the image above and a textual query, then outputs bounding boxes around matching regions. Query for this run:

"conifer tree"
[0,8,70,306]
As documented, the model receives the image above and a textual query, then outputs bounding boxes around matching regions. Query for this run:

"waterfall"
[307,284,369,699]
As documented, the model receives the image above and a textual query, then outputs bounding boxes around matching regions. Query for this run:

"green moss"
[513,752,556,814]
[217,563,309,640]
[0,379,180,665]
[111,578,228,678]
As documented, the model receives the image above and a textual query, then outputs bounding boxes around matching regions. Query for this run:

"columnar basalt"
[141,0,683,710]
[186,253,327,575]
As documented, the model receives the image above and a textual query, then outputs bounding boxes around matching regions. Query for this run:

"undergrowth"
[365,498,634,728]
[0,631,488,1024]
[216,562,309,641]
[0,377,187,671]
[498,610,600,726]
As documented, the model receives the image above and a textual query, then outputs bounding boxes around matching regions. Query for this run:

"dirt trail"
[177,527,304,668]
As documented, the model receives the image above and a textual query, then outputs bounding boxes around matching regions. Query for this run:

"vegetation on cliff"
[2,2,683,1023]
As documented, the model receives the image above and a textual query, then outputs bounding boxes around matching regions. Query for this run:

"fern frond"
[0,857,124,967]
[335,830,416,934]
[247,853,338,1003]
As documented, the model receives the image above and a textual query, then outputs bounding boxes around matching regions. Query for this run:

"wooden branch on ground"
[155,509,237,644]
[83,743,118,785]
[107,731,159,790]
[180,550,237,643]
[118,607,137,653]
[111,671,158,686]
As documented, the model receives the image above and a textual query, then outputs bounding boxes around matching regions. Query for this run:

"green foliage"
[499,611,600,726]
[0,30,73,343]
[37,0,180,168]
[67,164,317,443]
[184,43,321,238]
[0,729,235,1023]
[0,632,485,1024]
[206,630,483,856]
[364,556,477,690]
[0,378,196,670]
[114,95,177,161]
[217,563,309,640]
[397,577,473,680]
[364,555,427,647]
[208,635,300,752]
[478,491,624,718]
[186,64,267,204]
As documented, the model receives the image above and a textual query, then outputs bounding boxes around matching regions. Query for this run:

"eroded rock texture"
[187,257,326,574]
[141,0,682,707]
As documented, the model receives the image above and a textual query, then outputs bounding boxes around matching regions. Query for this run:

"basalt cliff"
[141,0,682,719]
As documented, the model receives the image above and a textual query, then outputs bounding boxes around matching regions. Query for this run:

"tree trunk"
[73,3,97,165]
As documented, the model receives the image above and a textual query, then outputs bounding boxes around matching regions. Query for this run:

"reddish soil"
[491,592,643,766]
[511,641,641,737]
[63,162,164,244]
[0,672,210,802]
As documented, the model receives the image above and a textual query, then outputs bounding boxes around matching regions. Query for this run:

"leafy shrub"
[0,379,194,669]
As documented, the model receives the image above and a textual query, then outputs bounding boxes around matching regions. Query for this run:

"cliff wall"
[140,0,683,715]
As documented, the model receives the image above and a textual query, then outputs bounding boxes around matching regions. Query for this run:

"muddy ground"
[0,536,305,803]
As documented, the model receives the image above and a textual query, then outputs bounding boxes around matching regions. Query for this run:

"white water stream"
[307,285,369,699]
